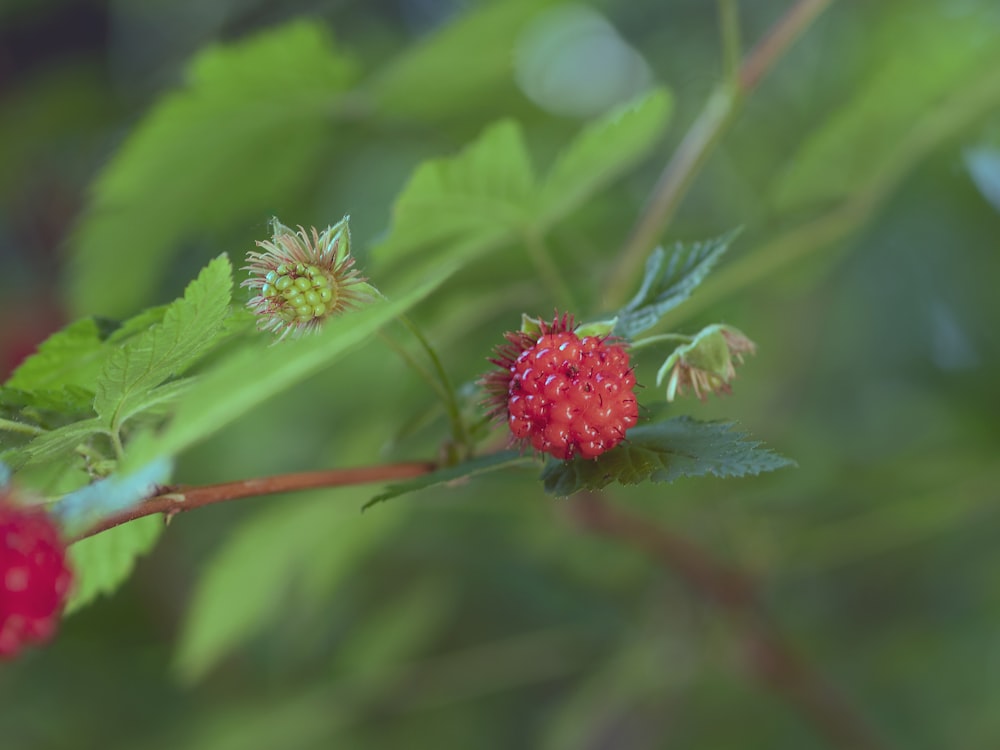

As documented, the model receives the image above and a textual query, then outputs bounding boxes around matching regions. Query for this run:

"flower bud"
[656,324,756,401]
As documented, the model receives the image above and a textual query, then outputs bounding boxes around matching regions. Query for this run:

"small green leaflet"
[540,417,794,497]
[363,450,534,509]
[93,255,232,433]
[613,230,740,340]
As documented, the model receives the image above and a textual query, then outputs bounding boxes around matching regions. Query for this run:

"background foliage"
[1,0,999,748]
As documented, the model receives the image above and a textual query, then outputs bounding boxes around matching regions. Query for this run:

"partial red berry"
[483,314,638,460]
[0,493,73,659]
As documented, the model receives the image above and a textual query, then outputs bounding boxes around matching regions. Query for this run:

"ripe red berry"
[0,494,73,659]
[483,314,638,460]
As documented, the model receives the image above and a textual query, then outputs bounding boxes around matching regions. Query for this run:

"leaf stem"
[604,0,836,309]
[108,428,126,462]
[628,332,694,351]
[72,460,439,542]
[0,418,45,436]
[567,492,894,750]
[398,316,471,460]
[378,331,450,402]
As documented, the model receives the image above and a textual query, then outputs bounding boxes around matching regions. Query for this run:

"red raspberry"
[483,314,638,460]
[0,493,73,659]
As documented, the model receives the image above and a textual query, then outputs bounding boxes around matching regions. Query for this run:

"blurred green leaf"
[535,88,672,229]
[69,20,359,317]
[375,88,671,269]
[174,489,400,683]
[773,12,1000,211]
[541,417,794,496]
[369,0,559,120]
[65,515,163,614]
[93,256,232,431]
[5,318,106,392]
[613,230,739,339]
[375,120,535,263]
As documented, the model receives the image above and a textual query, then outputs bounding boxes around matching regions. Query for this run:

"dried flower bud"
[657,324,756,401]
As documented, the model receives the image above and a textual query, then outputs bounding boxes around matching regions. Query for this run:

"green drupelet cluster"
[260,262,336,324]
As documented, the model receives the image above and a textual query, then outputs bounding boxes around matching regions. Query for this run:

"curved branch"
[72,460,437,542]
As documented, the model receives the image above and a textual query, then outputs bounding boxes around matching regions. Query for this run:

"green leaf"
[129,268,454,466]
[69,21,359,317]
[14,418,105,470]
[613,230,740,339]
[540,417,794,496]
[4,318,107,391]
[93,256,232,432]
[65,515,164,614]
[174,489,401,683]
[374,120,536,264]
[369,0,560,121]
[0,385,95,426]
[535,88,672,229]
[363,450,534,509]
[772,12,1000,212]
[375,97,672,270]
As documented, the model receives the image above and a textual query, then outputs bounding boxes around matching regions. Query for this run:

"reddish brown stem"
[568,493,893,750]
[73,461,437,542]
[605,0,836,308]
[739,0,834,95]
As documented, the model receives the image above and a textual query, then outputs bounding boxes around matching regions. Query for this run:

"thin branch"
[72,460,437,542]
[398,315,472,458]
[568,492,893,750]
[604,0,836,308]
[739,0,834,95]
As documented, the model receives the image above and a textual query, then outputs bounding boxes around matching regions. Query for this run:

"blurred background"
[2,0,999,747]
